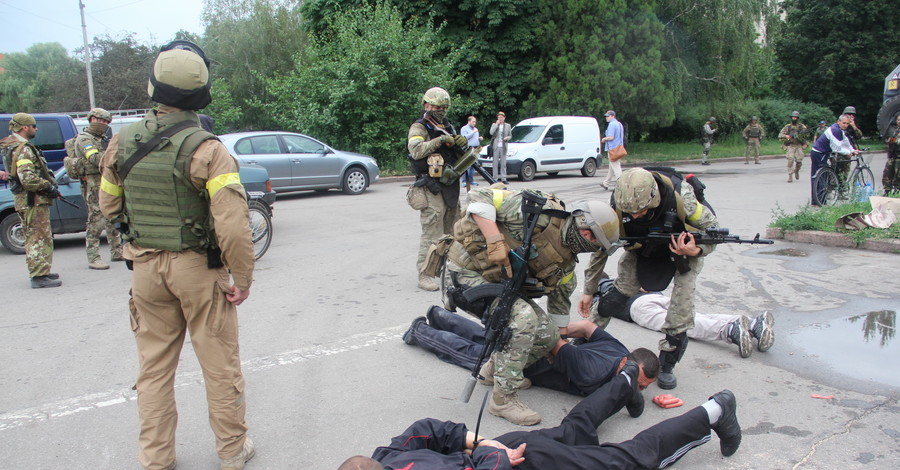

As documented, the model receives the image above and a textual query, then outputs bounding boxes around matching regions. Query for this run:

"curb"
[765,227,900,253]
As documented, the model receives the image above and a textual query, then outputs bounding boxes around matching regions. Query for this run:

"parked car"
[478,116,601,181]
[0,165,275,259]
[0,114,79,172]
[218,131,380,195]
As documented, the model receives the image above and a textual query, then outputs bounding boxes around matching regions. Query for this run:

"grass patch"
[769,197,900,244]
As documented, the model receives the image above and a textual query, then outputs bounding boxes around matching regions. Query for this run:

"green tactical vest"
[115,111,218,252]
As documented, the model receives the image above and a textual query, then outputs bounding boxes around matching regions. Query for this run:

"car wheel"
[581,158,597,177]
[342,167,369,195]
[518,161,536,182]
[0,212,26,255]
[248,200,273,260]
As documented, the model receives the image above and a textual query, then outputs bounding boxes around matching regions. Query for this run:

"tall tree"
[201,0,307,130]
[0,43,84,113]
[85,35,156,111]
[266,1,463,167]
[523,0,675,134]
[775,0,897,131]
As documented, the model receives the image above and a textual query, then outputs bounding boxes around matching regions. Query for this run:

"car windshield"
[510,125,545,143]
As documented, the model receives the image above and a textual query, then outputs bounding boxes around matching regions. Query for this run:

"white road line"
[0,326,405,432]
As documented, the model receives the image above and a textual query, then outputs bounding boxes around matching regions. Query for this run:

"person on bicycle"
[809,114,860,206]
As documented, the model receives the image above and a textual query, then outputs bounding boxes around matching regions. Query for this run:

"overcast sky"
[1,0,205,55]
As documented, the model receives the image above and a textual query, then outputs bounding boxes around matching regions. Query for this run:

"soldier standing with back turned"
[68,108,123,269]
[0,113,61,288]
[778,111,809,183]
[406,87,468,291]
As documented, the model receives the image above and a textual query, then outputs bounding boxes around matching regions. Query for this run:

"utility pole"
[79,0,96,109]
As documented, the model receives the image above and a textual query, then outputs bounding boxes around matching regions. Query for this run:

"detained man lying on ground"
[592,279,776,359]
[402,305,658,417]
[337,361,741,470]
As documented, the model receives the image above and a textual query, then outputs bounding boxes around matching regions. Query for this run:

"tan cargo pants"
[129,250,248,470]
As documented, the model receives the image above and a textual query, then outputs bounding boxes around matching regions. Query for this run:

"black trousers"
[496,375,713,469]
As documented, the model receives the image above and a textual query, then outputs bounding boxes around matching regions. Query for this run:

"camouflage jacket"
[778,122,809,147]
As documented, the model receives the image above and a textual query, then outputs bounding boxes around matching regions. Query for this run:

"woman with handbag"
[601,110,626,190]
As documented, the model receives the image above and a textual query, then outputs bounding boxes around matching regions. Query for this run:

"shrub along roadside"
[769,199,900,245]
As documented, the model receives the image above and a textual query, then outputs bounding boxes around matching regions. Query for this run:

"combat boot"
[31,275,62,289]
[489,384,540,426]
[709,390,741,457]
[221,437,255,470]
[787,173,793,183]
[89,259,110,270]
[794,168,801,180]
[750,311,775,352]
[478,356,530,389]
[657,333,688,390]
[726,316,753,358]
[417,274,439,291]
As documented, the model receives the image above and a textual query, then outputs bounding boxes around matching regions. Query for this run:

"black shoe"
[620,360,644,418]
[31,275,62,289]
[709,389,741,457]
[701,161,711,166]
[657,367,677,390]
[402,316,427,346]
[46,273,60,280]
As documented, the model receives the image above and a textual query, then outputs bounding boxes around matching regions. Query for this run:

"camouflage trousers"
[448,265,560,394]
[591,251,702,352]
[17,204,53,278]
[883,157,900,194]
[785,146,805,174]
[412,185,460,273]
[82,184,122,262]
[744,138,760,162]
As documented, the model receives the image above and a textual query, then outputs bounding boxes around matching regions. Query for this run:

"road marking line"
[0,326,404,432]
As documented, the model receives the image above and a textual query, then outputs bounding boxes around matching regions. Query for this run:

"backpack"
[643,166,716,215]
[63,136,85,179]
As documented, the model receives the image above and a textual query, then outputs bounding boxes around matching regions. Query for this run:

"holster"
[422,235,453,277]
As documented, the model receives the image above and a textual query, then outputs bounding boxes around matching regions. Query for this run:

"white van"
[478,116,601,181]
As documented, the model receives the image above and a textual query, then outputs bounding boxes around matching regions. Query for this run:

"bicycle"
[812,149,875,205]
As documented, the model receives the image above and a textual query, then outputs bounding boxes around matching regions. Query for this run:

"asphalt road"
[1,152,898,469]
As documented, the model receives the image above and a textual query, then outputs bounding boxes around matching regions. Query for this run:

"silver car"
[219,131,380,195]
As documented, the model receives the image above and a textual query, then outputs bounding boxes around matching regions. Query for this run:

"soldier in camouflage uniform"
[778,111,809,183]
[700,117,716,165]
[444,187,619,425]
[579,168,719,390]
[814,120,828,140]
[69,108,122,269]
[407,87,469,291]
[883,115,900,196]
[741,116,765,164]
[0,113,61,288]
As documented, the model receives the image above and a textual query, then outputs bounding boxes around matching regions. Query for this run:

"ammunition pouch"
[427,154,444,178]
[438,165,460,185]
[422,235,454,277]
[406,184,428,210]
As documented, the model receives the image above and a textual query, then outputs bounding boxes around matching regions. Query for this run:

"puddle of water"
[790,310,899,387]
[758,248,808,257]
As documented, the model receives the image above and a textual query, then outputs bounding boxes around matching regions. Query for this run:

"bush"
[769,199,900,244]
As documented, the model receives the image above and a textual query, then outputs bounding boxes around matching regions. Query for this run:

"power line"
[0,0,79,31]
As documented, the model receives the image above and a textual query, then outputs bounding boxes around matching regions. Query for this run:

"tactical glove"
[453,135,468,148]
[44,186,61,199]
[439,135,455,145]
[486,234,512,277]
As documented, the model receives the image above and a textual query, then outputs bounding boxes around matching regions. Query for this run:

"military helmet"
[708,117,717,122]
[422,87,451,108]
[842,106,856,115]
[790,111,800,117]
[9,113,36,131]
[569,200,620,251]
[751,116,758,121]
[147,40,212,110]
[614,168,660,214]
[88,108,112,122]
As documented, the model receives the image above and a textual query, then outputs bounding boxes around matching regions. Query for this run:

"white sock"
[620,370,633,386]
[702,400,723,425]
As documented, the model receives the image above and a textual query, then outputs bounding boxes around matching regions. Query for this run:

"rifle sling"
[117,120,198,181]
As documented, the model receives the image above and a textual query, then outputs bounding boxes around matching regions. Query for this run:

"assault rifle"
[618,228,774,274]
[54,194,81,209]
[459,190,546,403]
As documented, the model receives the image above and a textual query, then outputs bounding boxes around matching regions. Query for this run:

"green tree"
[201,0,307,130]
[775,0,897,131]
[266,1,463,168]
[0,43,84,113]
[85,35,156,111]
[523,0,674,134]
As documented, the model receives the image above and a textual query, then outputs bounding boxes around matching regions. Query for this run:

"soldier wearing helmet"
[98,40,256,470]
[579,168,719,390]
[741,116,765,164]
[66,107,122,269]
[438,186,619,426]
[0,112,62,288]
[842,106,864,141]
[407,87,470,291]
[778,111,810,183]
[700,117,717,165]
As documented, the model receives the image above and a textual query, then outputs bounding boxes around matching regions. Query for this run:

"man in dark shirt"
[402,306,658,399]
[338,362,741,470]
